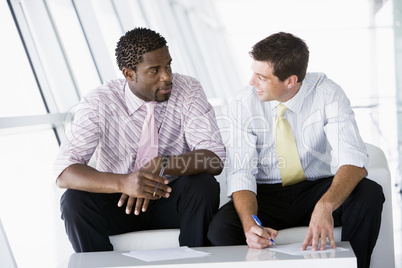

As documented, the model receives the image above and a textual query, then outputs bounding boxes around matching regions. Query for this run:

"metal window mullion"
[0,113,67,129]
[9,0,81,112]
[137,0,197,77]
[193,0,242,101]
[170,1,216,96]
[112,0,149,31]
[8,0,58,114]
[72,0,117,82]
[8,0,83,145]
[171,0,233,104]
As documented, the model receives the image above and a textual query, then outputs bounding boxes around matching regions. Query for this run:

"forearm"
[317,164,367,211]
[56,163,124,193]
[164,149,223,176]
[232,190,258,233]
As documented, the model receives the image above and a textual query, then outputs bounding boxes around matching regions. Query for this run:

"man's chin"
[256,94,269,102]
[156,92,171,102]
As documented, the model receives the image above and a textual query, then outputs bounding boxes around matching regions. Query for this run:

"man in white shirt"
[207,32,384,268]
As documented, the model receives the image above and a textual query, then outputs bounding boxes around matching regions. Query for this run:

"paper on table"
[268,243,349,256]
[122,246,211,262]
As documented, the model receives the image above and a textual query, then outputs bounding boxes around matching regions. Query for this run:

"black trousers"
[61,173,220,252]
[207,177,384,268]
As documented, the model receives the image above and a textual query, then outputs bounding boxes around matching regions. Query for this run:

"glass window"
[46,0,102,96]
[0,127,67,268]
[91,0,124,79]
[0,2,47,117]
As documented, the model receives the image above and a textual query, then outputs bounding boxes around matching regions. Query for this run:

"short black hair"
[115,27,167,72]
[250,32,309,82]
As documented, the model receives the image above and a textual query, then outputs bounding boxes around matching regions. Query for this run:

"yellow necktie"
[275,104,305,186]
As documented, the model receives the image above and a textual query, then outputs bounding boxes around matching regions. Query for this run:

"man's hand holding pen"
[245,215,278,249]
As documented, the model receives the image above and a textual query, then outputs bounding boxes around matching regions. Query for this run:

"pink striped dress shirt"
[54,73,226,180]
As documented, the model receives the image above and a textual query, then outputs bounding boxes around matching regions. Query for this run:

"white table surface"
[61,242,356,268]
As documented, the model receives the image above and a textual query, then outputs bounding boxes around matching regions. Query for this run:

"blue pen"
[252,215,275,245]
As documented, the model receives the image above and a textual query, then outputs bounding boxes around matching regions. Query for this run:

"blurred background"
[0,0,400,267]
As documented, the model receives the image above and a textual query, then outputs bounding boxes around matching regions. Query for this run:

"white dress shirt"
[226,72,368,196]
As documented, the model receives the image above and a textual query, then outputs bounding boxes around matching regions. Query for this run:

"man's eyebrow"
[147,59,172,70]
[164,59,172,66]
[147,65,160,70]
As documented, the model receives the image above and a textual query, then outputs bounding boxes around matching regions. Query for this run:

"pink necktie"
[133,101,158,171]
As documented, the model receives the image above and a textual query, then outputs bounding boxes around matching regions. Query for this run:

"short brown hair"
[250,32,309,82]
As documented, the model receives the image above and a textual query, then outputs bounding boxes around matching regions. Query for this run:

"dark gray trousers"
[61,173,220,252]
[207,177,384,268]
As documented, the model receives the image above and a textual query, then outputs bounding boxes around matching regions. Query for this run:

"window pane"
[0,1,47,117]
[46,0,102,96]
[0,127,72,268]
[91,0,124,79]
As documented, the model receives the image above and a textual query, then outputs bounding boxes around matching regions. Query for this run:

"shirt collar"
[270,79,309,114]
[124,81,147,115]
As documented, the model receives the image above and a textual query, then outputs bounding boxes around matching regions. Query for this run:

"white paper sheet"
[268,243,349,256]
[122,246,211,262]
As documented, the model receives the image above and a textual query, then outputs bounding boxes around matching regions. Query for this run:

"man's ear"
[122,68,135,81]
[286,75,298,88]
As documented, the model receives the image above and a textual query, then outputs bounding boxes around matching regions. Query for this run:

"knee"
[207,202,241,245]
[182,173,220,200]
[353,178,385,213]
[60,189,90,221]
[360,178,385,205]
[207,210,225,241]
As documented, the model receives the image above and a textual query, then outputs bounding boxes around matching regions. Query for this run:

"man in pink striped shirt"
[54,28,226,252]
